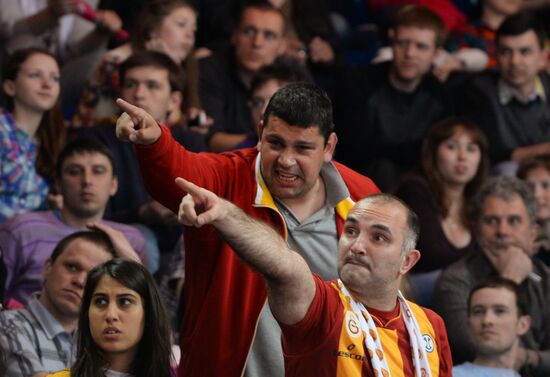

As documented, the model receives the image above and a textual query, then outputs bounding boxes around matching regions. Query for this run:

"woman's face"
[436,126,482,187]
[155,6,196,63]
[525,166,550,221]
[3,53,60,114]
[89,275,145,370]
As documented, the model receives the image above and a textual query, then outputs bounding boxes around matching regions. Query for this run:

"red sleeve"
[279,275,341,355]
[134,125,249,212]
[425,309,453,377]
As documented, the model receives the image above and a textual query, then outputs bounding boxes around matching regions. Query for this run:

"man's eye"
[242,27,257,37]
[264,31,277,41]
[344,227,358,236]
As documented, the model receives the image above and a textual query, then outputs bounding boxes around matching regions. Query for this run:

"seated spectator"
[517,154,550,265]
[78,51,204,261]
[395,117,489,305]
[434,176,550,372]
[0,138,148,305]
[200,3,288,152]
[454,277,531,377]
[75,0,207,132]
[0,229,139,377]
[446,0,523,70]
[459,12,549,174]
[47,259,171,377]
[235,60,310,148]
[1,47,66,222]
[335,5,454,191]
[0,0,123,109]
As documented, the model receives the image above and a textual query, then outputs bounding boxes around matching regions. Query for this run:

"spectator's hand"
[515,346,541,371]
[284,38,308,66]
[95,9,123,34]
[87,222,141,263]
[138,200,178,225]
[47,193,63,210]
[176,177,228,227]
[308,37,335,64]
[186,107,213,135]
[433,55,464,82]
[48,0,77,18]
[115,98,161,144]
[481,241,533,283]
[194,47,212,59]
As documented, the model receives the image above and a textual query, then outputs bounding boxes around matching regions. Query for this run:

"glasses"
[249,97,268,110]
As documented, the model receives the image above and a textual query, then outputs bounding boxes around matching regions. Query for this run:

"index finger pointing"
[175,177,203,196]
[116,98,142,116]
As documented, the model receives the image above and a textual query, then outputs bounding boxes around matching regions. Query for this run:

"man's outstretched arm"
[176,178,316,325]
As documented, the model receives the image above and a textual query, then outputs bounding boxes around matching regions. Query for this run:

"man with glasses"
[199,3,288,152]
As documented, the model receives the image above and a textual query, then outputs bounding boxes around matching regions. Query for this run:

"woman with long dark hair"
[395,117,489,305]
[47,259,172,377]
[0,47,66,221]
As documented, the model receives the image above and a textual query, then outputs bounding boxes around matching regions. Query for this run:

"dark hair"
[72,259,172,377]
[250,61,310,94]
[49,230,117,264]
[263,82,334,142]
[517,154,550,180]
[470,176,537,227]
[392,5,447,47]
[468,276,528,316]
[421,117,489,220]
[56,138,117,180]
[132,0,196,51]
[3,47,66,183]
[120,50,186,95]
[360,193,420,252]
[496,11,547,49]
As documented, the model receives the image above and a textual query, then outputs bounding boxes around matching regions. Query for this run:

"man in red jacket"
[115,82,379,377]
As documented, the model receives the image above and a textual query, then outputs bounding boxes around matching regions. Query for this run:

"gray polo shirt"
[244,162,351,377]
[0,293,75,376]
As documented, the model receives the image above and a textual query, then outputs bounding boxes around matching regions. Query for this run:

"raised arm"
[115,98,162,145]
[176,177,316,325]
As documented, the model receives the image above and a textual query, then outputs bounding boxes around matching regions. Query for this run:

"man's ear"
[110,176,119,197]
[400,249,421,275]
[43,258,53,279]
[517,314,531,336]
[277,37,287,55]
[257,120,265,150]
[323,132,337,163]
[168,91,183,115]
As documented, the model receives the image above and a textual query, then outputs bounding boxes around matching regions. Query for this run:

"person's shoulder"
[46,369,70,377]
[0,305,32,329]
[0,211,57,231]
[469,70,499,91]
[332,161,380,196]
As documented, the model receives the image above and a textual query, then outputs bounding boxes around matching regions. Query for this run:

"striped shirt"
[0,210,147,304]
[0,294,75,377]
[0,112,49,222]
